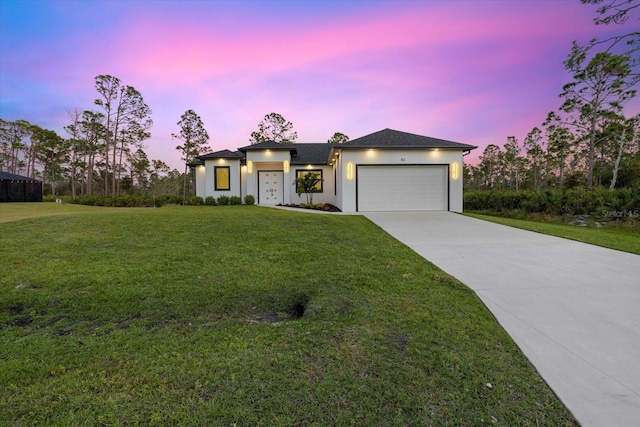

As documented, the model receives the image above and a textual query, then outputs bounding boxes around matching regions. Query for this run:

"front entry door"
[258,171,283,205]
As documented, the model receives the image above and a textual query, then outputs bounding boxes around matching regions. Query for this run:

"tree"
[609,114,639,188]
[478,144,501,189]
[129,148,150,193]
[94,75,152,196]
[116,120,151,194]
[64,110,83,198]
[524,127,545,189]
[0,119,31,174]
[578,0,639,73]
[294,171,323,204]
[79,110,106,196]
[545,124,574,188]
[558,50,637,188]
[615,116,640,187]
[173,110,211,204]
[151,159,170,203]
[94,75,119,195]
[249,113,297,144]
[31,126,68,197]
[503,136,523,190]
[327,132,349,144]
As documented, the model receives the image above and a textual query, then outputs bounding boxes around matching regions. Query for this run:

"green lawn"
[1,204,576,426]
[0,201,125,224]
[465,212,640,255]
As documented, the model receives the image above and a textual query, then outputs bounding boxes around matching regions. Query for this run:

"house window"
[215,166,230,191]
[296,169,323,193]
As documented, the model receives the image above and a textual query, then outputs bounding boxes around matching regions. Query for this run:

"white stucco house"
[191,128,476,213]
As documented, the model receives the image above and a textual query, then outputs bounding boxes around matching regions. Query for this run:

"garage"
[356,165,448,212]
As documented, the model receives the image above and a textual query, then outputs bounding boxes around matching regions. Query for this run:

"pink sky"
[1,0,638,170]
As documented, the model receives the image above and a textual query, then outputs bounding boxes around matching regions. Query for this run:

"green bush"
[244,194,255,205]
[217,195,229,206]
[155,195,183,206]
[66,195,182,207]
[205,196,216,206]
[229,196,242,205]
[187,196,204,206]
[464,188,640,217]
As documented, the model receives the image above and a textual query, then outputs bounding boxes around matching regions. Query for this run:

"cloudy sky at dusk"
[1,0,638,170]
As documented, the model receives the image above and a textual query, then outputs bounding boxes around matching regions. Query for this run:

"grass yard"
[0,202,126,224]
[1,204,576,426]
[465,212,640,255]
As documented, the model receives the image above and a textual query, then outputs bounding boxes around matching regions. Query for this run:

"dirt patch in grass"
[249,295,309,324]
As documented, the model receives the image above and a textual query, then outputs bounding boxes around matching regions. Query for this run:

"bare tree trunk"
[117,138,127,196]
[111,114,121,197]
[182,165,188,205]
[609,127,626,190]
[87,152,94,196]
[587,113,597,189]
[71,166,77,198]
[558,150,565,187]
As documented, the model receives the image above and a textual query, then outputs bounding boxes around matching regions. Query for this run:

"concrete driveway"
[365,212,640,427]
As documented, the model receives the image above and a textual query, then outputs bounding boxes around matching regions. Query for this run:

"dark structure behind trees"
[0,171,42,202]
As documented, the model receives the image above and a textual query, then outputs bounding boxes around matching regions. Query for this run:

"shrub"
[464,188,640,217]
[217,195,229,206]
[229,196,242,205]
[63,194,185,207]
[187,196,204,206]
[244,194,255,205]
[155,195,183,206]
[205,196,216,206]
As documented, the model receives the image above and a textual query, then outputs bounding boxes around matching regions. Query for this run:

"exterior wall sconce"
[247,161,253,174]
[284,160,290,173]
[451,162,460,180]
[346,162,354,180]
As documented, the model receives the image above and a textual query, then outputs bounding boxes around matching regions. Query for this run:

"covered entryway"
[356,165,447,212]
[258,171,283,205]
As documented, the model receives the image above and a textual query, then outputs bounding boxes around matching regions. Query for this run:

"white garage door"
[357,165,447,212]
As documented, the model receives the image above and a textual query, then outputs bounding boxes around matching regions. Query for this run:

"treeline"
[465,116,640,191]
[1,78,350,202]
[0,75,187,199]
[467,1,639,192]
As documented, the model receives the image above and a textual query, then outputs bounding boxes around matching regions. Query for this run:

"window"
[295,169,323,193]
[215,166,230,191]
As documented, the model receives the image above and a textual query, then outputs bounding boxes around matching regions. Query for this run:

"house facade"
[192,128,476,213]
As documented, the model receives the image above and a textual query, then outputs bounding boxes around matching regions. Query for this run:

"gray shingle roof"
[290,143,332,165]
[0,171,41,182]
[342,128,476,150]
[198,149,245,160]
[237,141,332,165]
[237,140,295,152]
